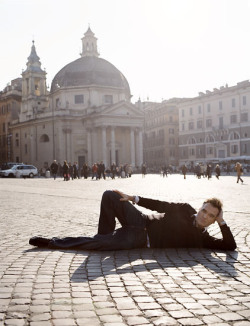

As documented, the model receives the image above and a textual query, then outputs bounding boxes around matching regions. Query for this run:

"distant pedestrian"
[182,165,187,179]
[73,162,78,179]
[215,164,221,180]
[111,163,116,179]
[141,163,147,178]
[235,162,244,184]
[162,166,168,177]
[99,161,106,179]
[207,164,212,180]
[68,163,73,180]
[82,163,88,179]
[92,163,98,180]
[62,161,69,181]
[50,160,58,180]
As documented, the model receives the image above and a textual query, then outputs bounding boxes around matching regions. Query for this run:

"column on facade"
[102,126,107,166]
[65,128,72,162]
[30,126,36,164]
[110,127,116,164]
[130,127,135,167]
[87,129,92,166]
[135,128,143,167]
[138,129,143,165]
[92,129,97,164]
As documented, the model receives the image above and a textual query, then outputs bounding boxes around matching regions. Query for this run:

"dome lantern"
[81,26,99,57]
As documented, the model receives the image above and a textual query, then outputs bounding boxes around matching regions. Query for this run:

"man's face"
[195,203,219,229]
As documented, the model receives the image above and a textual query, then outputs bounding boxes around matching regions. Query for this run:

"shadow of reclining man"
[29,190,236,251]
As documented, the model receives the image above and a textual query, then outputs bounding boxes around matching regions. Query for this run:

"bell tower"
[81,26,99,57]
[20,41,48,122]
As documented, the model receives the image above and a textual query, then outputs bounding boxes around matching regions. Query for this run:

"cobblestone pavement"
[0,173,250,326]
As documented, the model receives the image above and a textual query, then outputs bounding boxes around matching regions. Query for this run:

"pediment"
[101,101,143,118]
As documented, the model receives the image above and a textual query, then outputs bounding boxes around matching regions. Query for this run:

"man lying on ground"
[29,190,236,251]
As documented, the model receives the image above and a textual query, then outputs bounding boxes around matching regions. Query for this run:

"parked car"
[0,164,38,178]
[0,162,24,170]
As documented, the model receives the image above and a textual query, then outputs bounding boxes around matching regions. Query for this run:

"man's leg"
[97,190,146,235]
[48,225,146,251]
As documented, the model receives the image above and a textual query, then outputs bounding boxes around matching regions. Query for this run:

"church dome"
[50,56,131,95]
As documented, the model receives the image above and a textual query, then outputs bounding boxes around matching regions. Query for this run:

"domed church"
[11,27,144,170]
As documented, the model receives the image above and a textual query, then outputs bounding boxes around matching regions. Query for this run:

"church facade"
[10,28,144,170]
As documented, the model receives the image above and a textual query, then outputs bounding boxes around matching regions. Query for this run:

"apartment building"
[0,79,22,163]
[137,99,179,170]
[178,81,250,167]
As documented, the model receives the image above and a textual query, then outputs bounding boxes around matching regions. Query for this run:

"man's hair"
[204,198,223,216]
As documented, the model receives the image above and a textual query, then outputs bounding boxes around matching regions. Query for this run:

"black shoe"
[29,236,50,247]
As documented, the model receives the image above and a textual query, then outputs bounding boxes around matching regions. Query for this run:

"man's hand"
[113,190,133,202]
[216,210,225,225]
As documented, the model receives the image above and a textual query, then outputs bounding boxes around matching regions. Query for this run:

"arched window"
[205,134,215,143]
[229,131,240,140]
[40,134,49,142]
[188,137,196,144]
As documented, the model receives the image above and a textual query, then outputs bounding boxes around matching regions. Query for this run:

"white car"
[0,164,38,178]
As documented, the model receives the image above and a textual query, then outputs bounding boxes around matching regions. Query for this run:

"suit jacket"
[137,197,236,250]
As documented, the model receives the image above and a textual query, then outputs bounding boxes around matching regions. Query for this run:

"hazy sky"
[1,0,250,103]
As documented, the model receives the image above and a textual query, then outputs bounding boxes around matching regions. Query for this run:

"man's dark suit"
[32,190,236,251]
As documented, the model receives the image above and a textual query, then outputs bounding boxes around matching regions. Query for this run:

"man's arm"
[113,190,177,214]
[203,210,236,250]
[202,224,236,250]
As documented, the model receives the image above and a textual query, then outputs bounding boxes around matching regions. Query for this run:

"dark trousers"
[49,191,147,250]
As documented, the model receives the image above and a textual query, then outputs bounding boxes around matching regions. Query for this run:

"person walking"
[141,163,147,178]
[182,164,187,179]
[62,161,69,181]
[92,163,98,180]
[235,162,244,184]
[111,163,116,179]
[215,164,221,180]
[50,160,58,180]
[207,164,212,180]
[82,163,89,179]
[99,161,106,179]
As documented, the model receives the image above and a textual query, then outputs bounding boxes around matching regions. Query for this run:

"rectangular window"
[219,101,222,110]
[219,116,223,129]
[56,98,60,108]
[189,148,195,156]
[232,98,235,108]
[182,109,185,117]
[104,95,113,104]
[207,103,211,112]
[206,119,212,127]
[207,147,213,155]
[189,107,193,115]
[230,115,237,124]
[74,94,84,104]
[241,112,248,122]
[197,120,202,129]
[15,139,19,147]
[243,96,247,105]
[198,105,202,114]
[188,122,194,130]
[231,144,238,154]
[182,123,185,131]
